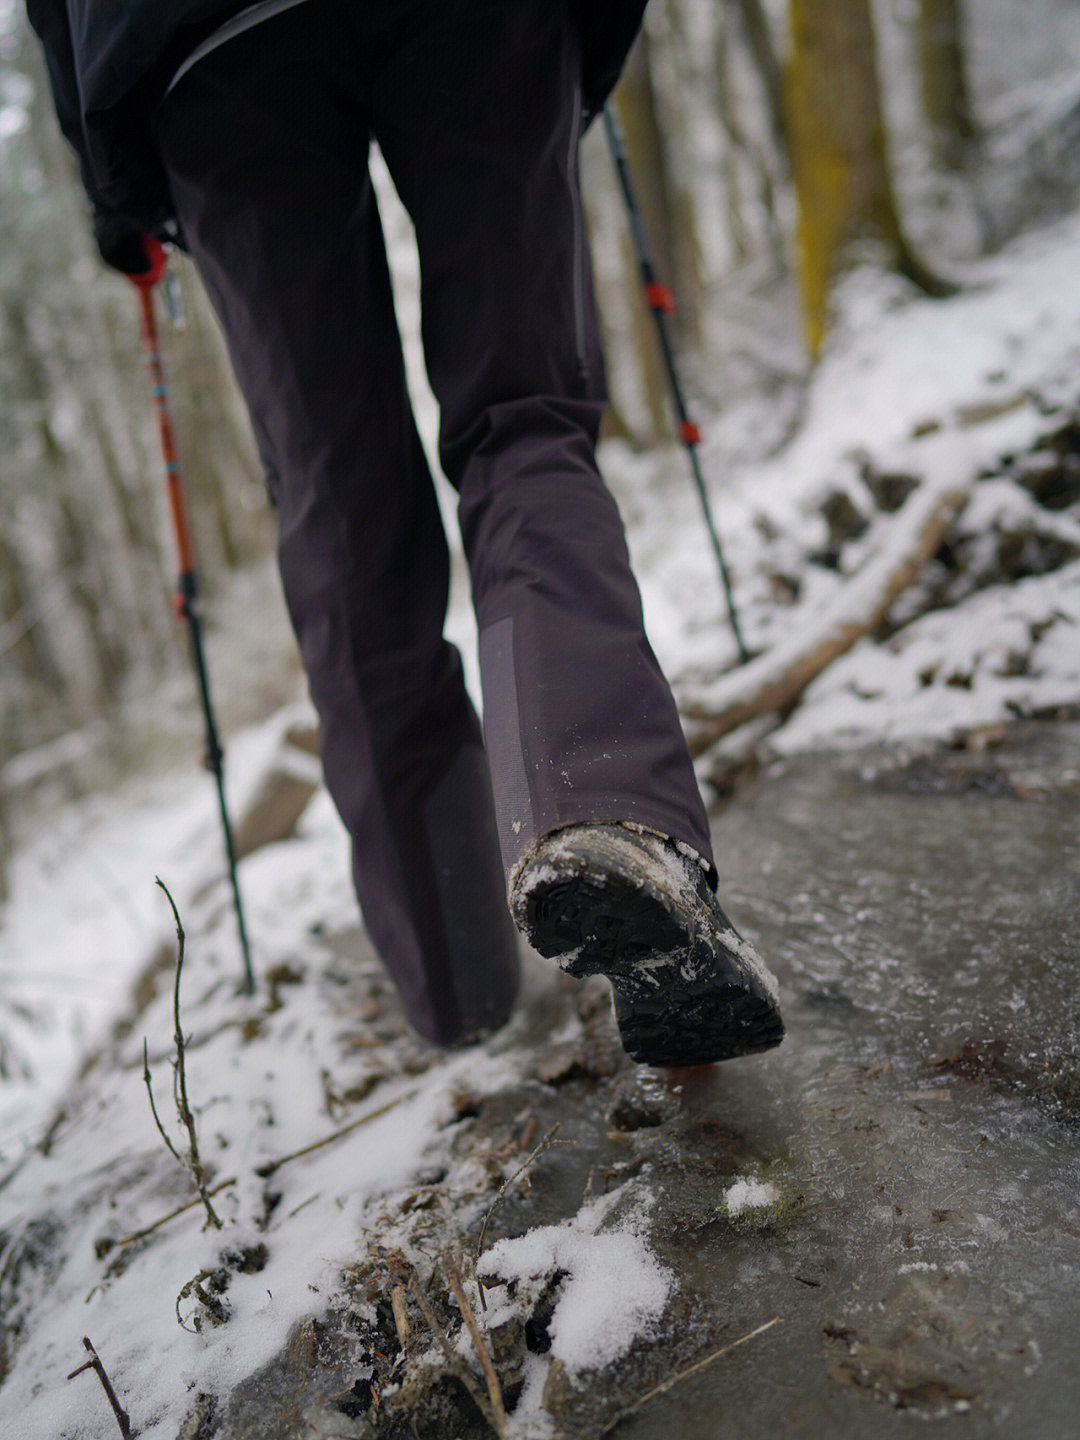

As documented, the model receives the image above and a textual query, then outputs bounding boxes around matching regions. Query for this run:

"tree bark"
[732,0,788,157]
[613,28,700,439]
[918,0,976,170]
[785,0,953,358]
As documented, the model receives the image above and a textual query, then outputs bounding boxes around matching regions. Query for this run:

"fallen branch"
[598,1317,782,1436]
[474,1122,561,1312]
[67,1336,134,1438]
[443,1254,508,1439]
[682,476,973,754]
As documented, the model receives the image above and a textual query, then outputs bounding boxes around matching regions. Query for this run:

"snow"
[0,679,679,1435]
[479,1187,674,1378]
[774,561,1080,752]
[0,787,530,1435]
[630,210,1080,746]
[723,1179,780,1219]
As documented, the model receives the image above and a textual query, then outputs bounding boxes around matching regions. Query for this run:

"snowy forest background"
[3,0,1080,861]
[4,0,1080,867]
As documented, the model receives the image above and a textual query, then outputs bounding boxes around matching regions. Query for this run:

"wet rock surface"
[212,720,1079,1440]
[649,718,1080,1440]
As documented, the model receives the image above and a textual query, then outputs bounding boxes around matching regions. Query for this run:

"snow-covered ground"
[2,202,1079,1436]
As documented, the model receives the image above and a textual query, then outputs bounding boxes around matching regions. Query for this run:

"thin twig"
[113,1178,238,1249]
[254,1093,407,1178]
[67,1336,134,1438]
[598,1317,782,1437]
[142,1038,182,1164]
[442,1254,508,1438]
[156,878,221,1229]
[405,1272,457,1367]
[474,1121,560,1311]
[114,1093,409,1249]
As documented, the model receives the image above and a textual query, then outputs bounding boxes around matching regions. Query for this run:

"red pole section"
[137,284,197,591]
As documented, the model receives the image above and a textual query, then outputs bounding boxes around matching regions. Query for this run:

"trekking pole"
[133,241,255,995]
[602,103,750,665]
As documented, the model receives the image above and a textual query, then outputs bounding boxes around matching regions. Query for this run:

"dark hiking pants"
[155,0,714,1044]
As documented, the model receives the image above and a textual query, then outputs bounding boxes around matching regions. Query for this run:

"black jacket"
[26,0,648,233]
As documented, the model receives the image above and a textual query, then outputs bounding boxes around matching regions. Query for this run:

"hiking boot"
[508,823,783,1067]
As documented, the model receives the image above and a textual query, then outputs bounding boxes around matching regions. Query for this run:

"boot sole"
[520,865,784,1068]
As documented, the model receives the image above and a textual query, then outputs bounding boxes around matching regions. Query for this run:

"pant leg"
[369,0,716,879]
[154,7,519,1043]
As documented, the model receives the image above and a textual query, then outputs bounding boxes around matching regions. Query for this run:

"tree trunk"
[613,29,692,439]
[785,0,952,358]
[715,0,787,275]
[918,0,976,170]
[732,0,787,157]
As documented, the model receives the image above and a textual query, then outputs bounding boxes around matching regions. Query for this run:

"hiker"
[27,0,783,1065]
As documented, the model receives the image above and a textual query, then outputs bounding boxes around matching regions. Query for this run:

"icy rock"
[233,743,322,860]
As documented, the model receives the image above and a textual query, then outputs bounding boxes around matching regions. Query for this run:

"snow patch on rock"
[723,1178,780,1218]
[479,1186,674,1377]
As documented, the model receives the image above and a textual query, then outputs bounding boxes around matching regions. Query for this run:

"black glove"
[92,211,166,282]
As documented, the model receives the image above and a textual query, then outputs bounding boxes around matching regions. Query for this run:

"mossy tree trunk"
[785,0,952,358]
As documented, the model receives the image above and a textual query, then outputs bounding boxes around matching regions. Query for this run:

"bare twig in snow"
[443,1253,508,1438]
[113,1178,238,1249]
[114,1092,410,1250]
[598,1317,782,1436]
[142,1038,182,1163]
[149,878,221,1229]
[254,1092,407,1178]
[474,1121,561,1311]
[67,1336,134,1438]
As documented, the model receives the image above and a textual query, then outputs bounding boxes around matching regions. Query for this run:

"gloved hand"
[93,212,167,286]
